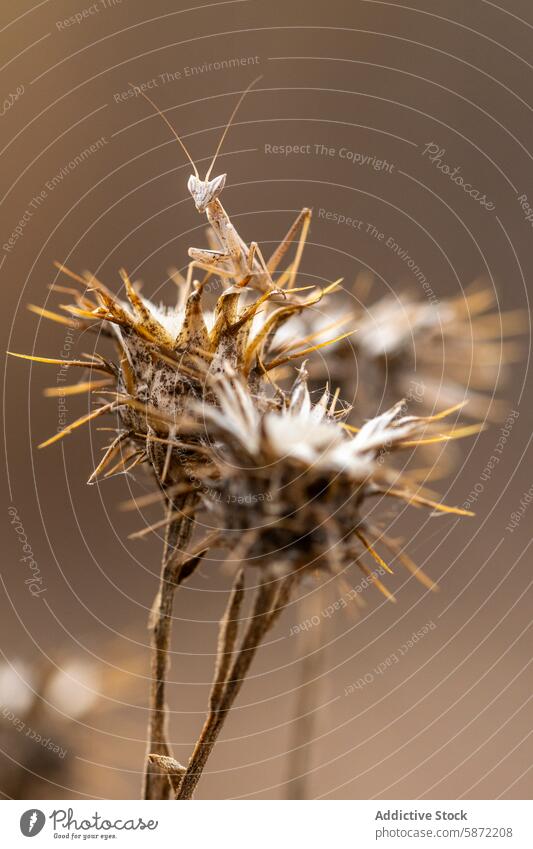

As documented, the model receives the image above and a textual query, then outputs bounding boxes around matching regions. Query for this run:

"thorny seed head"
[349,279,527,419]
[9,239,485,606]
[11,262,345,494]
[194,365,475,600]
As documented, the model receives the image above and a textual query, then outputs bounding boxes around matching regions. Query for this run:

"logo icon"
[20,809,46,837]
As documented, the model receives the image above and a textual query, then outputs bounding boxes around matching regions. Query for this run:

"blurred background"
[1,0,531,800]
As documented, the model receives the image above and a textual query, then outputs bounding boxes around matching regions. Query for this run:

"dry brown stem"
[143,491,198,799]
[147,754,186,796]
[284,594,324,799]
[176,571,297,799]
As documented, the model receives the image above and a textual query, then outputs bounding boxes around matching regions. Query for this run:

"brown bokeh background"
[1,0,531,799]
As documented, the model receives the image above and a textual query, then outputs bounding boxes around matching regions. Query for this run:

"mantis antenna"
[205,75,263,180]
[129,82,199,178]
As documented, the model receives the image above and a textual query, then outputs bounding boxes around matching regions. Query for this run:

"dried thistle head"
[350,279,526,419]
[195,366,474,601]
[10,262,344,495]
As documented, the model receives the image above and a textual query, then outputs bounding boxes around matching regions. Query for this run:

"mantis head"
[132,75,261,214]
[187,173,227,212]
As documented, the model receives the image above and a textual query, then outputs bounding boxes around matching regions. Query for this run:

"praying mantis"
[133,77,313,294]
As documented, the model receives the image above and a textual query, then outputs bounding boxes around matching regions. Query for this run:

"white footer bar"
[3,799,531,848]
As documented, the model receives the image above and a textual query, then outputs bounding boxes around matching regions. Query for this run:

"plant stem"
[143,492,196,800]
[176,573,295,800]
[285,592,324,799]
[284,648,322,798]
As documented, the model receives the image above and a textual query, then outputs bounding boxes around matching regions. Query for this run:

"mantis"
[133,77,313,294]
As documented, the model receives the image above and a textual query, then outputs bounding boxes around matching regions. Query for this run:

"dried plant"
[201,365,474,570]
[9,79,501,801]
[276,275,526,426]
[284,591,325,800]
[348,278,526,419]
[164,367,475,797]
[9,244,344,798]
